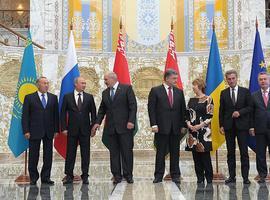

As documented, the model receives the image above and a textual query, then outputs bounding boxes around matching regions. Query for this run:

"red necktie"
[168,87,173,107]
[263,91,268,107]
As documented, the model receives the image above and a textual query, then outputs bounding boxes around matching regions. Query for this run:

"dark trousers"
[154,132,181,179]
[256,132,270,178]
[192,151,213,182]
[28,136,53,182]
[65,131,90,179]
[108,131,134,179]
[225,124,249,179]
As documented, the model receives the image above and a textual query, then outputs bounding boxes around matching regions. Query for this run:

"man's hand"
[127,122,134,130]
[232,111,240,118]
[91,124,100,137]
[54,132,59,138]
[249,128,255,136]
[220,127,225,135]
[24,132,30,139]
[151,126,159,133]
[62,130,68,136]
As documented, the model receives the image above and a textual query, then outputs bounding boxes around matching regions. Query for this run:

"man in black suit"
[22,76,59,185]
[61,76,96,184]
[219,70,251,184]
[250,72,270,183]
[148,69,186,184]
[92,72,137,184]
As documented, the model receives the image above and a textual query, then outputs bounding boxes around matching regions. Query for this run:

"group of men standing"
[21,68,270,185]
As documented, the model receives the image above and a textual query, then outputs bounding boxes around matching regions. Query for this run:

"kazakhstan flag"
[8,31,37,157]
[205,28,226,152]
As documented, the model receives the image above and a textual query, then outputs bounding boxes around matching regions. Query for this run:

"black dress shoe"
[126,178,134,184]
[197,179,204,184]
[82,178,89,185]
[225,177,236,184]
[41,179,55,185]
[258,178,265,184]
[153,178,162,183]
[113,178,122,184]
[30,181,37,185]
[243,179,251,184]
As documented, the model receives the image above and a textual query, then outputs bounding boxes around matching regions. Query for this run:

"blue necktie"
[110,88,115,100]
[41,94,46,108]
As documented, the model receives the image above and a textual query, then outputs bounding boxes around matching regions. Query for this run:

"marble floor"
[0,152,270,200]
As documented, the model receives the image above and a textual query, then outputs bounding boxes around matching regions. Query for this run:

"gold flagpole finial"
[120,16,123,30]
[70,18,73,31]
[171,17,174,31]
[212,18,215,31]
[256,16,258,29]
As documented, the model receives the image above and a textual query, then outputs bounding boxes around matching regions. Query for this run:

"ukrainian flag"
[205,28,226,152]
[8,31,37,157]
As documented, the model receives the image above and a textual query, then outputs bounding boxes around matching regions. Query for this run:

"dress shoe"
[153,178,162,183]
[258,178,265,184]
[243,179,251,185]
[82,178,89,185]
[172,178,180,184]
[113,178,122,184]
[41,179,55,185]
[30,181,37,185]
[126,177,134,184]
[197,179,204,184]
[63,178,73,185]
[225,177,236,184]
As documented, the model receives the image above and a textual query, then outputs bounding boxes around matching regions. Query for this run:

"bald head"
[74,76,86,92]
[104,72,118,88]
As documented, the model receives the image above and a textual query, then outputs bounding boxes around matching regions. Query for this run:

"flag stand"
[15,150,30,184]
[213,150,225,182]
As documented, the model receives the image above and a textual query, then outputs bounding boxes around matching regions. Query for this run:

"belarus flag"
[54,30,80,158]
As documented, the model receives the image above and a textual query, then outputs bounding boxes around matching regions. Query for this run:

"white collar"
[230,85,238,91]
[261,88,270,94]
[74,90,83,95]
[163,83,172,89]
[112,81,119,90]
[37,91,47,96]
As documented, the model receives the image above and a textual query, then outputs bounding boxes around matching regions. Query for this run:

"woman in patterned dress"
[186,78,214,184]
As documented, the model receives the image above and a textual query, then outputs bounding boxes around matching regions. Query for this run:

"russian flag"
[54,30,80,158]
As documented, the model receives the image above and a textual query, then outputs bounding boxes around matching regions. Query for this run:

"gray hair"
[164,69,178,81]
[105,72,118,80]
[36,76,47,84]
[225,69,238,78]
[258,71,269,78]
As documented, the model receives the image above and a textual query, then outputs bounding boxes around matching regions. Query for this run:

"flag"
[205,28,226,152]
[8,31,37,157]
[54,30,80,158]
[248,24,266,151]
[165,30,183,89]
[101,30,138,149]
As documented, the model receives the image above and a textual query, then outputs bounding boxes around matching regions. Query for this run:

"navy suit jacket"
[22,92,59,140]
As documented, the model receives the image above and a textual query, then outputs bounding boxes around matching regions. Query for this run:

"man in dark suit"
[61,76,96,185]
[219,70,251,184]
[250,72,270,183]
[92,72,137,184]
[22,76,59,185]
[147,69,186,184]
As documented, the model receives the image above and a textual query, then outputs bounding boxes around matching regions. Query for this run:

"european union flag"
[8,31,37,157]
[248,25,266,151]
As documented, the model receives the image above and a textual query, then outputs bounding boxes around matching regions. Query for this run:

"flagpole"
[15,23,31,185]
[211,19,225,182]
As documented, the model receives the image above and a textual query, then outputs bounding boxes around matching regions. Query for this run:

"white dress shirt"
[261,87,270,97]
[163,83,174,99]
[74,90,83,105]
[37,91,48,103]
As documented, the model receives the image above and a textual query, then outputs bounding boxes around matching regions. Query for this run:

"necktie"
[231,88,236,106]
[168,86,173,107]
[110,88,115,100]
[41,94,46,108]
[263,91,268,107]
[77,93,82,111]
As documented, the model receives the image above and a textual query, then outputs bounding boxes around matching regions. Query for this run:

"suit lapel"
[226,88,234,107]
[46,93,51,109]
[257,90,266,108]
[161,85,171,108]
[235,87,241,107]
[35,92,45,109]
[172,87,178,108]
[72,92,79,111]
[105,88,112,103]
[113,84,121,102]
